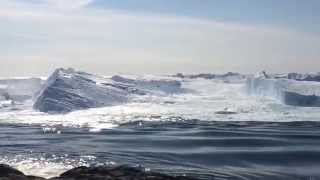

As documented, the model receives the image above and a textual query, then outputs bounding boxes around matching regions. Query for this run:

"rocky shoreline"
[0,164,199,180]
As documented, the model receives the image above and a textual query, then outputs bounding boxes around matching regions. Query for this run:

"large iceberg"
[33,68,129,113]
[247,73,320,107]
[33,68,183,113]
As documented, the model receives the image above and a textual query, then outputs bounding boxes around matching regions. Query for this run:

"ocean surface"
[1,78,320,179]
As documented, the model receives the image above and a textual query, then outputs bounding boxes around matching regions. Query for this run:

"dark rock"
[27,176,46,180]
[215,111,237,115]
[0,164,45,180]
[174,73,185,78]
[0,164,199,180]
[0,164,25,176]
[164,101,175,104]
[53,165,198,180]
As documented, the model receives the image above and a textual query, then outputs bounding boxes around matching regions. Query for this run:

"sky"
[0,0,320,77]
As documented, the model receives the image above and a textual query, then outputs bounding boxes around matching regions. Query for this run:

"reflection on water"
[1,120,320,180]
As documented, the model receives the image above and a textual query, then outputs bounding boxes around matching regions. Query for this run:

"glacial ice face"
[247,76,320,107]
[0,78,43,102]
[33,68,129,113]
[33,68,183,113]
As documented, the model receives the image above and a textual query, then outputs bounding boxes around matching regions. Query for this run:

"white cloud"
[0,0,319,76]
[42,0,94,9]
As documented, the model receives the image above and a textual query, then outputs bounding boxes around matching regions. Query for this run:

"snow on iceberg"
[33,68,184,113]
[247,74,320,107]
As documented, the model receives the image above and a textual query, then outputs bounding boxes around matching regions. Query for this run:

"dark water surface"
[1,120,320,180]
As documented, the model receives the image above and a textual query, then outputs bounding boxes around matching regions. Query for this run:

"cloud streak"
[45,0,94,9]
[0,0,320,76]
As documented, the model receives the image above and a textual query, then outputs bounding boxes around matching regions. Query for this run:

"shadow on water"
[1,120,320,179]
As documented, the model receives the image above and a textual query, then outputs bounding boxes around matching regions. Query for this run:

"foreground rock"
[0,164,45,180]
[33,68,183,113]
[0,164,199,180]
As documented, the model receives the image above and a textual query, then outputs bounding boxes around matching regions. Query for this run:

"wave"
[1,121,320,179]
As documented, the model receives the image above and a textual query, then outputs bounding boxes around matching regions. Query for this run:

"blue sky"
[0,0,319,76]
[91,0,319,33]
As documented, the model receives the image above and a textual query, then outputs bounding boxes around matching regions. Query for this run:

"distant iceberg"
[173,72,247,83]
[286,72,320,82]
[262,72,320,82]
[111,75,182,94]
[0,77,43,102]
[247,72,320,107]
[33,68,183,113]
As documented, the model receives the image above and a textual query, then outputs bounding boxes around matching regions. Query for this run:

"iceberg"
[173,72,247,83]
[111,75,182,94]
[33,68,183,113]
[33,68,129,113]
[286,73,320,82]
[0,77,43,102]
[247,73,320,107]
[261,72,320,82]
[173,72,244,79]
